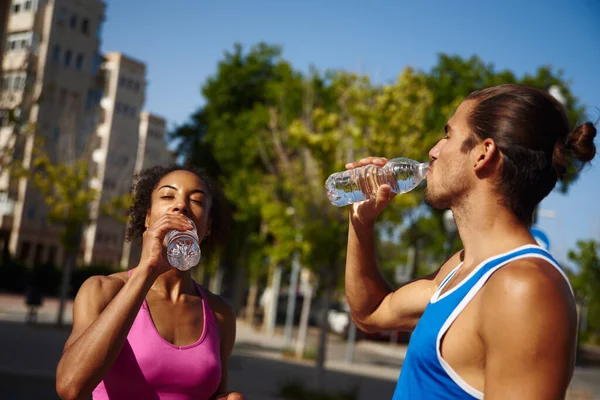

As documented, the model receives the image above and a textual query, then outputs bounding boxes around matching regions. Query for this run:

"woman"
[56,165,244,400]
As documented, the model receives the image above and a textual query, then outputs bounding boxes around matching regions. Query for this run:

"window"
[33,243,44,264]
[69,14,78,29]
[1,75,11,90]
[56,7,67,25]
[133,81,140,92]
[1,72,27,91]
[52,126,60,140]
[6,32,35,52]
[13,75,24,90]
[47,245,57,265]
[81,18,89,35]
[0,109,10,126]
[24,1,32,11]
[52,45,60,62]
[76,53,84,70]
[19,241,31,260]
[64,50,72,67]
[12,3,21,13]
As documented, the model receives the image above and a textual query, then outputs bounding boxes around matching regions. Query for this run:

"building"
[83,52,146,266]
[0,0,106,265]
[0,0,10,74]
[119,111,173,268]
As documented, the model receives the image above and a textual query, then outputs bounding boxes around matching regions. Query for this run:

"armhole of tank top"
[193,281,215,328]
[430,263,462,303]
[434,251,570,399]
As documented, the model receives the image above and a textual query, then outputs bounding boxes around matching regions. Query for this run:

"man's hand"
[345,157,395,226]
[215,392,245,400]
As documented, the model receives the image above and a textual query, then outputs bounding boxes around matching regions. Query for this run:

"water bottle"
[325,157,430,207]
[165,217,201,271]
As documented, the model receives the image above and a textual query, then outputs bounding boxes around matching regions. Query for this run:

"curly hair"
[125,164,231,252]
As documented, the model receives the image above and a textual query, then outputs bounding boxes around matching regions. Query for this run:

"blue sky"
[101,0,600,266]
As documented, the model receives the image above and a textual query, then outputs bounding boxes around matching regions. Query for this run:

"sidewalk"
[0,294,598,399]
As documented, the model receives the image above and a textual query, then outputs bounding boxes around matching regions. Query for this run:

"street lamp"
[443,209,458,260]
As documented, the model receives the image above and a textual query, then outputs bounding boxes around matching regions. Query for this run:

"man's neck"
[452,191,537,267]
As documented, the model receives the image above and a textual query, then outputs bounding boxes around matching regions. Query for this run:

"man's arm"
[481,259,577,400]
[345,214,450,332]
[343,156,453,333]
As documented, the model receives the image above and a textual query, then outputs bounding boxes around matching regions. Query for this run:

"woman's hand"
[137,213,194,277]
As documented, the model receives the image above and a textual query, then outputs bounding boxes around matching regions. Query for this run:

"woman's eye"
[160,196,174,199]
[191,199,203,204]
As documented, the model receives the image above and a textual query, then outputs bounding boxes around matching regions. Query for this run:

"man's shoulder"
[481,256,574,314]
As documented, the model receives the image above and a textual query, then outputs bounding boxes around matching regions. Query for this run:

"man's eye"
[191,199,203,204]
[160,196,174,199]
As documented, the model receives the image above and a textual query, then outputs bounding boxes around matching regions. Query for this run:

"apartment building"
[0,1,10,73]
[119,111,173,268]
[0,0,106,265]
[83,52,146,266]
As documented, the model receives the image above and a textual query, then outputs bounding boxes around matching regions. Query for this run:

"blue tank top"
[392,244,572,399]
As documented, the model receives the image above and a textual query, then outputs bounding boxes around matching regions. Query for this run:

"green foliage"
[170,43,588,291]
[12,136,97,251]
[101,193,132,224]
[568,240,600,344]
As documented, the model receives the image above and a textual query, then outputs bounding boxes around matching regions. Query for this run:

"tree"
[170,44,591,379]
[568,240,600,344]
[13,137,98,325]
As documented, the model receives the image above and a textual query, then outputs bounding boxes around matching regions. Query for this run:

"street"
[0,294,599,399]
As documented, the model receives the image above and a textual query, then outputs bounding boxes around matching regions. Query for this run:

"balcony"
[7,11,35,33]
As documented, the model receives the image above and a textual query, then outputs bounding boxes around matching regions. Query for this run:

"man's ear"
[473,138,500,173]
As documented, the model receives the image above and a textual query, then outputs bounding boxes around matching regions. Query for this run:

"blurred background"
[0,0,599,399]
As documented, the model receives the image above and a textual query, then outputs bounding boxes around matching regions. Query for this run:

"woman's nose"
[170,202,188,215]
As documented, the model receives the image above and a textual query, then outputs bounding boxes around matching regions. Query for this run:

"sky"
[100,0,600,266]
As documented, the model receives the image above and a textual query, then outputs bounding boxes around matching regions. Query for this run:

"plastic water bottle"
[165,217,201,271]
[325,157,430,207]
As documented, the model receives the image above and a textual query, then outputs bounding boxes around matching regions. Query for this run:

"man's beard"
[424,185,453,210]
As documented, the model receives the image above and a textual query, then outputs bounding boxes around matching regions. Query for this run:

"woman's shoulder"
[76,271,130,303]
[199,286,236,324]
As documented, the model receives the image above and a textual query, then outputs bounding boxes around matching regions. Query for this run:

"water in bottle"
[325,157,430,207]
[165,217,201,271]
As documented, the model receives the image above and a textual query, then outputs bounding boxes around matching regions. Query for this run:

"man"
[344,84,596,399]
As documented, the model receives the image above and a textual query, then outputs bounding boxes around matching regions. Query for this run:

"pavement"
[0,293,599,399]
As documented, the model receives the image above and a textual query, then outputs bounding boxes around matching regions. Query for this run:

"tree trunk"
[315,264,336,389]
[283,253,301,346]
[265,264,282,336]
[245,282,259,325]
[56,250,76,326]
[295,279,313,358]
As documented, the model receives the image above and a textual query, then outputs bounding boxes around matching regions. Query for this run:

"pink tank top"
[92,271,222,400]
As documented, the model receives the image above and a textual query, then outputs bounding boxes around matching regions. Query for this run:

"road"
[0,294,598,399]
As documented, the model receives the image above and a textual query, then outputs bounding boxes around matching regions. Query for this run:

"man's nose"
[429,140,442,161]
